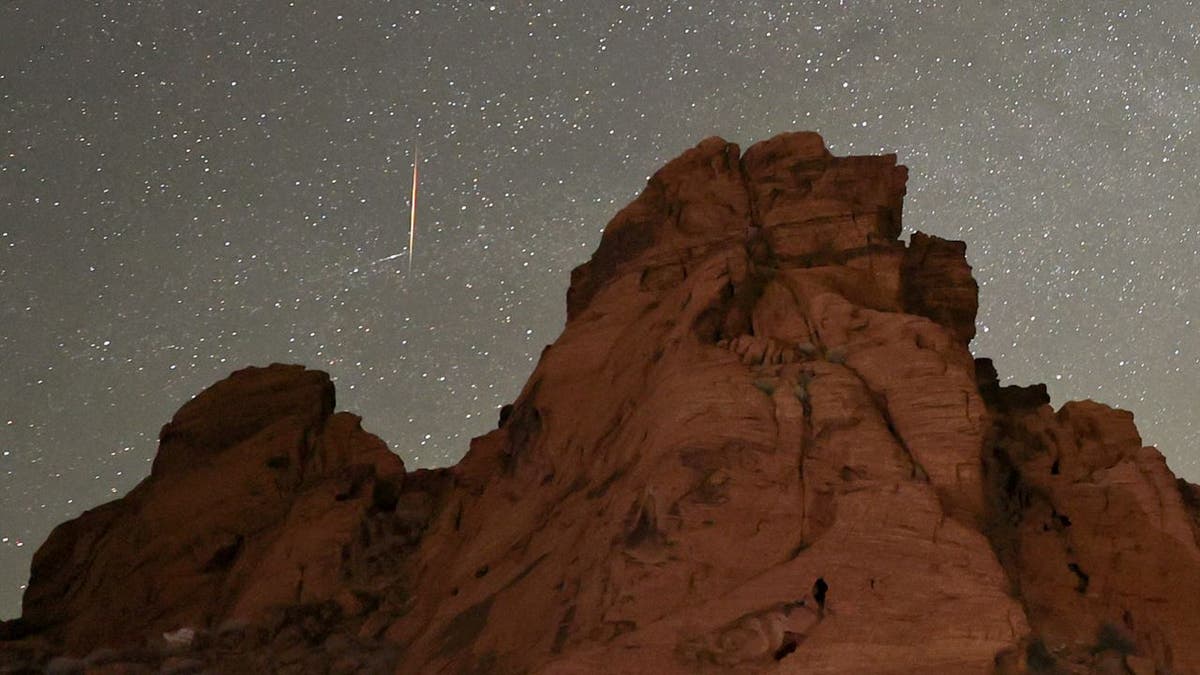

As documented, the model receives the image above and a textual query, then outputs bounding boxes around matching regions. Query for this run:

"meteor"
[370,142,419,272]
[408,143,418,275]
[373,252,404,264]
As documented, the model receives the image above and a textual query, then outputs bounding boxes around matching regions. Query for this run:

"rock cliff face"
[3,132,1199,675]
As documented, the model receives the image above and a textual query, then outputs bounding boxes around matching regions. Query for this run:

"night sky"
[2,2,1197,617]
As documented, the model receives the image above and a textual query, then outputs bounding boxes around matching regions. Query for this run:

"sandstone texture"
[3,133,1198,674]
[1,365,415,672]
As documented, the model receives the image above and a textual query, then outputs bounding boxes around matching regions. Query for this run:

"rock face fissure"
[3,132,1199,675]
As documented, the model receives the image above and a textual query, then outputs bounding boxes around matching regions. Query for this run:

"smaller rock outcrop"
[978,359,1200,673]
[13,365,410,656]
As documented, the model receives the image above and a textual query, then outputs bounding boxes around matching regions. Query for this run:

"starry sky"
[2,2,1197,617]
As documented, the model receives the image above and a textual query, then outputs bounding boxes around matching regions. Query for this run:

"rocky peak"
[3,134,1199,675]
[11,364,408,661]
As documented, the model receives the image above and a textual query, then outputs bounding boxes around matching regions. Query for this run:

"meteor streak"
[408,144,418,275]
[373,252,404,264]
[371,142,420,272]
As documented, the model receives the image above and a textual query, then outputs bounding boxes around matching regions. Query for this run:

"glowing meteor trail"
[370,143,420,272]
[373,252,404,264]
[408,144,418,275]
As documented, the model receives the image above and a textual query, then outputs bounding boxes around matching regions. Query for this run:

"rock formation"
[3,132,1198,674]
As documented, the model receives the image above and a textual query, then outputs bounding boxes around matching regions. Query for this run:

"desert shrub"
[1093,622,1136,656]
[1025,638,1056,673]
[752,378,776,395]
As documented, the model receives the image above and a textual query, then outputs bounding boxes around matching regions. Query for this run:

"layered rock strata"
[2,133,1198,675]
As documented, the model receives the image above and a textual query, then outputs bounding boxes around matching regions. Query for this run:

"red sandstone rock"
[978,359,1200,672]
[14,365,406,656]
[3,133,1198,674]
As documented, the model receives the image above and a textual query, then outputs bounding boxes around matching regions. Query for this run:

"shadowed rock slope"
[3,133,1198,674]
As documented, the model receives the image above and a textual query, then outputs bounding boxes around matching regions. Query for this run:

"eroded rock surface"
[979,360,1200,673]
[3,133,1198,674]
[2,365,421,672]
